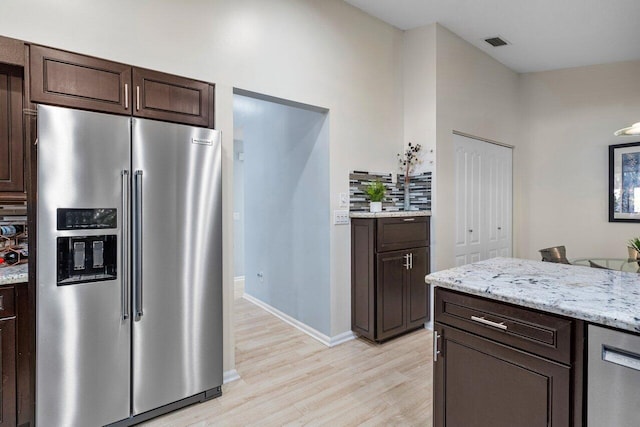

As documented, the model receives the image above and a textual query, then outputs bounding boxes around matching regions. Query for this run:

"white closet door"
[454,134,512,265]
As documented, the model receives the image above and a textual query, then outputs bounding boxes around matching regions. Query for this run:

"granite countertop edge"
[0,263,28,286]
[426,257,640,334]
[350,210,431,218]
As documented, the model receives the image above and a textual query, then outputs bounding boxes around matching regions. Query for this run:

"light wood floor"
[143,296,433,426]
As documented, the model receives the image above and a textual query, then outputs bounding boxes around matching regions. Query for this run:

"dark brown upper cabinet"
[0,64,25,201]
[132,68,213,128]
[29,45,215,128]
[30,45,132,115]
[0,36,25,67]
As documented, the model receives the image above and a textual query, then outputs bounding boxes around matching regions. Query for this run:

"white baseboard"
[223,369,240,384]
[243,293,355,347]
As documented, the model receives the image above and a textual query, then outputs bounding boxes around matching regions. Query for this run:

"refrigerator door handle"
[133,170,144,321]
[121,170,130,320]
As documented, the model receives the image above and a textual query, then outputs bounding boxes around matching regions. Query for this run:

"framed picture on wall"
[609,141,640,222]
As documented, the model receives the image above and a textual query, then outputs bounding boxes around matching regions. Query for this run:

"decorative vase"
[628,246,639,261]
[370,201,382,213]
[403,179,411,211]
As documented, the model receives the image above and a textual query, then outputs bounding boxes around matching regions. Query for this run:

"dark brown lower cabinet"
[434,324,570,427]
[433,288,583,427]
[351,216,430,342]
[0,317,16,427]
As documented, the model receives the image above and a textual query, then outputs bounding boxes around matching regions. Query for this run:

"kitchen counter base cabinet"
[433,288,583,427]
[351,216,430,342]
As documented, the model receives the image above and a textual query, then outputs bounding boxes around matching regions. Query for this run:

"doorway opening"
[233,89,331,337]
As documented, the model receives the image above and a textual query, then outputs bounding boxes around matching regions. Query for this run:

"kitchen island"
[426,257,640,427]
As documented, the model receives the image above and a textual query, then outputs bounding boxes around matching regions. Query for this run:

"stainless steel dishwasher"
[588,324,640,427]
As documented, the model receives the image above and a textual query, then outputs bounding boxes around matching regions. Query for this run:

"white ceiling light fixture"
[614,122,640,136]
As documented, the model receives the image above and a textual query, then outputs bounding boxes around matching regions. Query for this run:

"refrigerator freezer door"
[131,119,222,415]
[37,105,132,426]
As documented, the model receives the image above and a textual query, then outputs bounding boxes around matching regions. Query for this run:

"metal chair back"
[539,246,570,264]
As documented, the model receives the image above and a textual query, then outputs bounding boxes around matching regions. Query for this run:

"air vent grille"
[484,37,508,47]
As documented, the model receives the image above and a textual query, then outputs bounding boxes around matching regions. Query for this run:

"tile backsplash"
[349,171,432,212]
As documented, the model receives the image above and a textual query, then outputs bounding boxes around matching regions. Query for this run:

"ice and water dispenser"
[56,208,118,285]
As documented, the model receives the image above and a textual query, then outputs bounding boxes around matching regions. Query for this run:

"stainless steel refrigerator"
[36,105,223,426]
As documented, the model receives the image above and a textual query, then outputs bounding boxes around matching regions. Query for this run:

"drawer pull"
[433,331,441,362]
[0,295,3,311]
[403,218,415,222]
[471,315,507,330]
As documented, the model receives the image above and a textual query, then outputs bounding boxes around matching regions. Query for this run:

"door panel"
[132,119,222,415]
[434,324,570,427]
[37,105,131,426]
[30,45,132,115]
[0,318,16,427]
[376,250,406,340]
[407,247,429,327]
[132,68,213,127]
[454,134,512,264]
[0,64,24,198]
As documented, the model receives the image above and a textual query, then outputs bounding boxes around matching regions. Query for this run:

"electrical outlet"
[339,193,349,207]
[333,210,350,225]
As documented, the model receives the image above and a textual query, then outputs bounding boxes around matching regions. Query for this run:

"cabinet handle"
[124,84,129,109]
[403,218,415,222]
[404,253,410,270]
[471,315,507,330]
[136,86,140,111]
[409,252,413,269]
[433,331,441,362]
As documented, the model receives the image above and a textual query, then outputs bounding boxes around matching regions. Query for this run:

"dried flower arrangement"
[397,142,422,184]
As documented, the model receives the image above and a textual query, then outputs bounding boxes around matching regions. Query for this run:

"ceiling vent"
[484,37,509,47]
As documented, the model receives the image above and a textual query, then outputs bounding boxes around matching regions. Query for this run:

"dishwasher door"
[588,325,640,427]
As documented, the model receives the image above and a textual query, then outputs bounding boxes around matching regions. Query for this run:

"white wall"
[233,138,245,278]
[520,60,640,260]
[234,94,331,335]
[0,0,405,371]
[433,25,522,271]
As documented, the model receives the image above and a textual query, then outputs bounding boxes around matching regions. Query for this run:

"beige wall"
[433,25,523,270]
[520,60,640,260]
[0,0,405,371]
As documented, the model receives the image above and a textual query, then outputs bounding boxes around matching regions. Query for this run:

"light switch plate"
[333,210,350,225]
[339,193,349,208]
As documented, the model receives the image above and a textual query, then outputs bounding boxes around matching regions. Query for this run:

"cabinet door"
[30,45,132,115]
[132,67,213,127]
[376,250,407,340]
[406,247,429,328]
[0,64,24,200]
[434,324,570,427]
[0,317,16,427]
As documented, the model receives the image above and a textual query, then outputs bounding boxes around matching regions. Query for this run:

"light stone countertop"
[425,257,640,333]
[350,210,431,218]
[0,263,28,285]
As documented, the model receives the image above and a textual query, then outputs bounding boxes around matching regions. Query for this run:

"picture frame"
[609,141,640,222]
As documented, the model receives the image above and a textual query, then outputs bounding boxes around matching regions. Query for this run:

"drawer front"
[376,216,429,252]
[0,286,15,318]
[435,288,572,364]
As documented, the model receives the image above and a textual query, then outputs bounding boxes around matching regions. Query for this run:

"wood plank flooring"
[143,296,433,426]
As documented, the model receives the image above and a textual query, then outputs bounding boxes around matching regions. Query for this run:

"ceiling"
[343,0,640,73]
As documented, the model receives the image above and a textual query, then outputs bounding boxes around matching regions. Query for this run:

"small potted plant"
[628,237,640,261]
[365,180,386,213]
